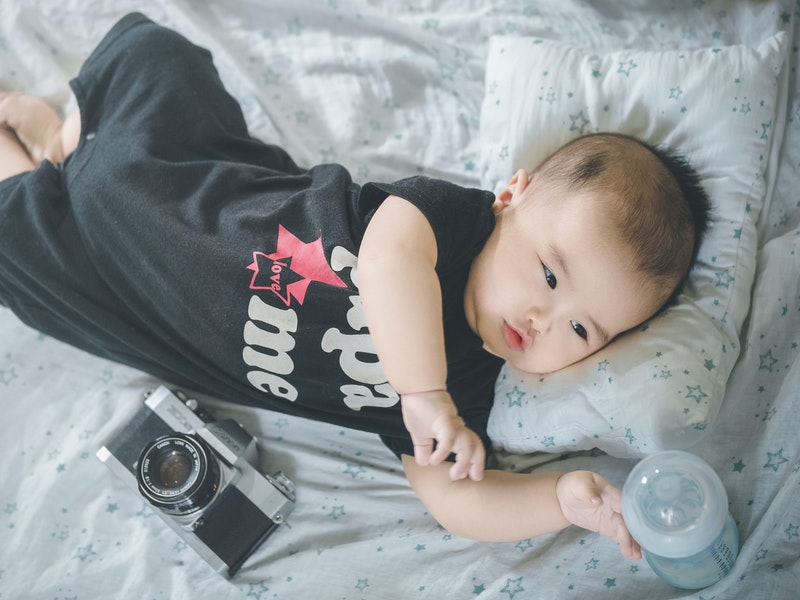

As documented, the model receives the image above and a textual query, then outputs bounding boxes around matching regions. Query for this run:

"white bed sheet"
[1,1,798,598]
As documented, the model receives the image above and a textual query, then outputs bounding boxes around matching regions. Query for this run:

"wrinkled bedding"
[1,1,798,598]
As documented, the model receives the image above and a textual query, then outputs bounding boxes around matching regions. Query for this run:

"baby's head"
[533,133,709,306]
[464,133,710,374]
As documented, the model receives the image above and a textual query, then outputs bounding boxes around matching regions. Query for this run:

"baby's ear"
[493,169,529,213]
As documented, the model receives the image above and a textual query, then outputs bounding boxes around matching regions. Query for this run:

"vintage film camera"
[97,386,295,577]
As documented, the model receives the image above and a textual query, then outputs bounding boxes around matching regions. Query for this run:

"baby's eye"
[543,264,557,289]
[570,320,588,340]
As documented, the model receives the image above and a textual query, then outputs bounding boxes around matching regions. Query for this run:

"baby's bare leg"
[0,92,78,167]
[61,106,81,157]
[0,126,35,181]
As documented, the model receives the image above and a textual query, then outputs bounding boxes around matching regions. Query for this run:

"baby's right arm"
[402,455,642,558]
[358,194,487,481]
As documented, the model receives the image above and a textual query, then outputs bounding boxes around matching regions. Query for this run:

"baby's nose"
[526,306,551,335]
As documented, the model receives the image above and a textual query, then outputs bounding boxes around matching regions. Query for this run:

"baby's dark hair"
[534,133,711,302]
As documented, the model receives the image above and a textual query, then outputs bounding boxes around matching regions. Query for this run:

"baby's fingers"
[413,443,433,467]
[446,432,486,481]
[612,511,642,559]
[428,432,453,466]
[462,448,486,482]
[410,433,435,467]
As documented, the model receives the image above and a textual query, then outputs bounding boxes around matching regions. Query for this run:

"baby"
[0,13,709,558]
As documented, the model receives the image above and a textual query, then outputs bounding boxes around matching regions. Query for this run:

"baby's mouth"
[502,321,529,351]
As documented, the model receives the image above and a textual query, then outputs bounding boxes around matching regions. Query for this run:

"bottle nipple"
[622,451,728,558]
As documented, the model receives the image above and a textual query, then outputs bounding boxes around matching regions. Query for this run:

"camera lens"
[136,433,220,515]
[154,448,193,489]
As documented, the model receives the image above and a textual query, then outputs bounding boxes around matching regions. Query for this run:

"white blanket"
[1,1,798,598]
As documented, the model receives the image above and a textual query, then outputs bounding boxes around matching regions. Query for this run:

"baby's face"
[464,178,664,375]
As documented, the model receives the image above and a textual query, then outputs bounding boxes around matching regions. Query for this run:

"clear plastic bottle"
[621,450,739,589]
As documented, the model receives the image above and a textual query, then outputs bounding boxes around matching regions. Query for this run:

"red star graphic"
[247,225,346,306]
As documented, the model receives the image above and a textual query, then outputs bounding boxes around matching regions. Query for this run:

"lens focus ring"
[136,433,220,515]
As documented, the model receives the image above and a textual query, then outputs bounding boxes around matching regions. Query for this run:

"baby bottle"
[621,450,739,589]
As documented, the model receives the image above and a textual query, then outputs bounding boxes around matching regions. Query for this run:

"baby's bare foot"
[0,124,36,180]
[0,92,65,164]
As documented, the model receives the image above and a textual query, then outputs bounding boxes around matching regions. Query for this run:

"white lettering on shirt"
[243,295,299,401]
[322,248,398,410]
[240,244,398,411]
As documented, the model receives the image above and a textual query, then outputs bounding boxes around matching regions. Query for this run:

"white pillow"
[481,33,789,458]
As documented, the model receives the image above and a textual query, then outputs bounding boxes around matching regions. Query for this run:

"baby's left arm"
[358,195,485,481]
[403,456,642,559]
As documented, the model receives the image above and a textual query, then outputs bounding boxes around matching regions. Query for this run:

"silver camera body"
[97,385,295,577]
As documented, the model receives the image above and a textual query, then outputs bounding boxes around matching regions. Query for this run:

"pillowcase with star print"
[480,32,790,458]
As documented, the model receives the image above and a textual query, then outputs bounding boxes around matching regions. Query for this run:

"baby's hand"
[401,390,485,481]
[555,470,642,560]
